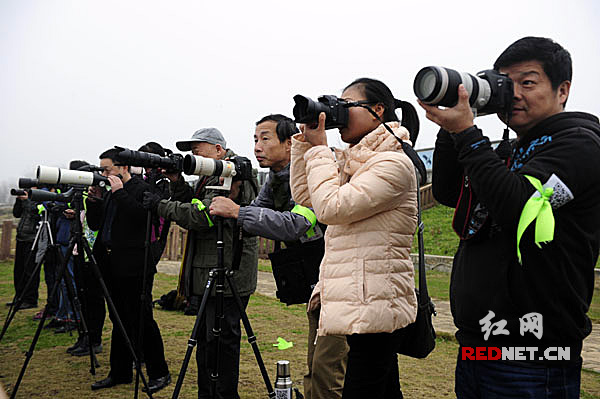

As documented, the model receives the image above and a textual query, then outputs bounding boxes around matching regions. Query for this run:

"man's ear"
[285,137,292,152]
[557,80,571,109]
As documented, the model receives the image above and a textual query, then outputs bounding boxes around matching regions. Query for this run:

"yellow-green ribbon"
[272,337,293,350]
[37,204,46,215]
[291,204,317,238]
[516,175,555,264]
[191,198,214,227]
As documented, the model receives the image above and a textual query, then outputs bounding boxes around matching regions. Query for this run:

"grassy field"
[0,262,599,398]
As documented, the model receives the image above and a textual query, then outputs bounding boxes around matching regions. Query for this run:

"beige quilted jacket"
[290,122,418,336]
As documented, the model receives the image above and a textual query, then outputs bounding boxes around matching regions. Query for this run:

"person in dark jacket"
[421,36,600,398]
[144,127,258,399]
[86,148,170,394]
[209,114,349,399]
[11,192,41,309]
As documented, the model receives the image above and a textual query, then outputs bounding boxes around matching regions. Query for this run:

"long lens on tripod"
[36,166,109,187]
[27,188,75,202]
[183,154,236,178]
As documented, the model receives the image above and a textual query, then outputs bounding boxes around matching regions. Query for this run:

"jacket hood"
[519,111,600,146]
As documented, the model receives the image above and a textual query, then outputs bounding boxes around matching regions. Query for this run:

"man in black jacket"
[11,192,41,309]
[86,148,170,394]
[421,37,600,398]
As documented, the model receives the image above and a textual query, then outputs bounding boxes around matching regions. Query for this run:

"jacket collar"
[339,122,409,176]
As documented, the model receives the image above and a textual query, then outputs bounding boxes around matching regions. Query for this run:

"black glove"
[143,191,162,212]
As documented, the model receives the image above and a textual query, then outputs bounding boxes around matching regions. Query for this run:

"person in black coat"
[86,148,170,394]
[421,37,600,399]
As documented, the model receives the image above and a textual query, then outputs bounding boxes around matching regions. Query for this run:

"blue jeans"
[455,350,582,398]
[56,245,76,321]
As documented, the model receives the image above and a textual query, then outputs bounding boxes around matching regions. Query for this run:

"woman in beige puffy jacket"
[291,78,419,399]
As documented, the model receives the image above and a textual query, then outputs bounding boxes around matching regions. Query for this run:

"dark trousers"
[43,249,58,315]
[14,240,40,305]
[107,273,169,381]
[73,260,105,345]
[196,295,249,399]
[342,332,403,399]
[455,352,582,398]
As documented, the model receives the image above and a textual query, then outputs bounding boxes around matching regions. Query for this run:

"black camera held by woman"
[292,94,351,129]
[413,66,514,117]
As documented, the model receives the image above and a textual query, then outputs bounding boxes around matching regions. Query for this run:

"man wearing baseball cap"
[143,127,259,399]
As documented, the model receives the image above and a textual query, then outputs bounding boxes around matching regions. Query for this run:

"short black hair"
[494,36,572,90]
[255,114,298,143]
[139,141,166,156]
[99,148,121,164]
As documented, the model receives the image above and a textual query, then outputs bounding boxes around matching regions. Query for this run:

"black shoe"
[72,343,102,357]
[142,373,171,394]
[54,321,77,334]
[66,336,86,354]
[44,318,61,329]
[6,301,14,306]
[91,375,131,391]
[16,302,37,310]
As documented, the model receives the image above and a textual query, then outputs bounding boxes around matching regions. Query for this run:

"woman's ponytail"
[395,99,420,145]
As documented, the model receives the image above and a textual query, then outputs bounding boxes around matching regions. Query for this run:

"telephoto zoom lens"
[414,66,491,109]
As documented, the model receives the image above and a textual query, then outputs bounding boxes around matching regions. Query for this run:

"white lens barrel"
[37,166,95,185]
[184,155,237,178]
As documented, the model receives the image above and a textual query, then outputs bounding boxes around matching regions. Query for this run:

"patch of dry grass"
[0,264,598,398]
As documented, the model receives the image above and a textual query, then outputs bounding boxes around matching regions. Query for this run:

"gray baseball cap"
[176,127,227,151]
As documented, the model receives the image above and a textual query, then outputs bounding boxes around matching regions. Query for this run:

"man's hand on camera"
[164,171,180,182]
[87,186,102,200]
[209,197,240,219]
[143,191,162,212]
[418,84,475,134]
[108,175,123,191]
[300,112,328,147]
[63,209,76,219]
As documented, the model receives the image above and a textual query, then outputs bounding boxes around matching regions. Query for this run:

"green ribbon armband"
[191,198,214,228]
[516,175,555,264]
[37,204,46,215]
[291,204,317,238]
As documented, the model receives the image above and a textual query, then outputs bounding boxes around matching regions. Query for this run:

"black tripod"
[8,187,154,399]
[1,204,53,343]
[171,212,275,399]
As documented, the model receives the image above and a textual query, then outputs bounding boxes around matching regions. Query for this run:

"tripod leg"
[225,272,275,398]
[171,274,216,399]
[0,252,46,342]
[9,236,78,399]
[59,247,98,375]
[78,239,154,399]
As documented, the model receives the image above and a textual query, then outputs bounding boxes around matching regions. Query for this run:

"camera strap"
[354,104,427,185]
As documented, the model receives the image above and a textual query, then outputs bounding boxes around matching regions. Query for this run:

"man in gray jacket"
[209,114,349,399]
[144,127,258,399]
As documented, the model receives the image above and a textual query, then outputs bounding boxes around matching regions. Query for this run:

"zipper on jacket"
[452,175,473,239]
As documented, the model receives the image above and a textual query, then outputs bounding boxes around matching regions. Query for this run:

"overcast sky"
[1,0,599,186]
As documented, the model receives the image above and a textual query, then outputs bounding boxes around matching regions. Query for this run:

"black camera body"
[414,66,514,117]
[115,147,185,173]
[293,94,350,130]
[229,156,253,182]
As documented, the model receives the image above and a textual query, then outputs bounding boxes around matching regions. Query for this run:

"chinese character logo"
[519,312,543,339]
[479,310,510,341]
